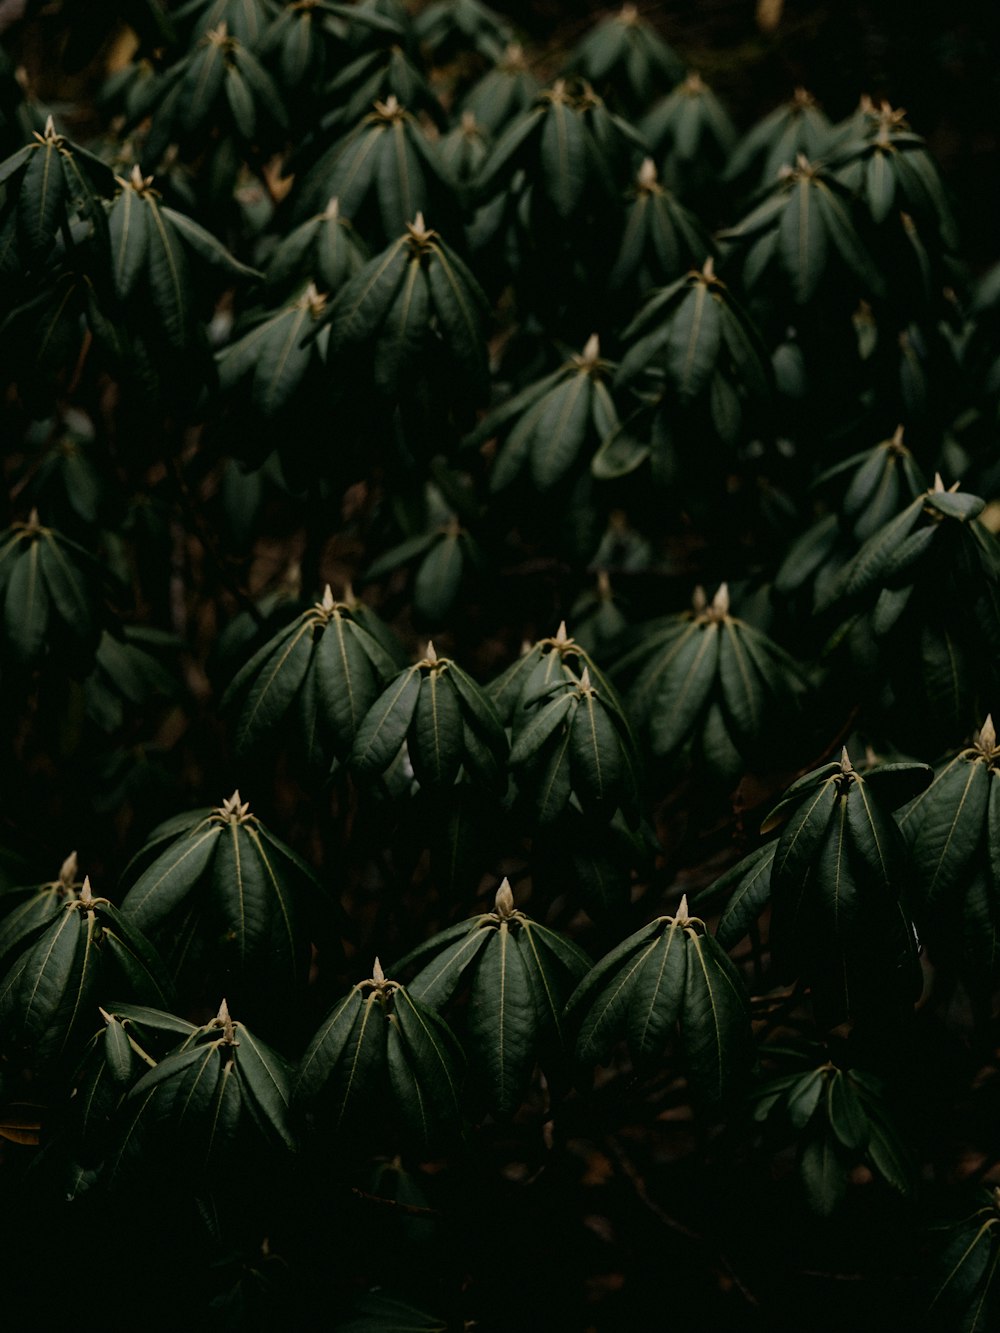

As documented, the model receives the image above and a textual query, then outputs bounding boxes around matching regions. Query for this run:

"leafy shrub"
[0,4,997,1331]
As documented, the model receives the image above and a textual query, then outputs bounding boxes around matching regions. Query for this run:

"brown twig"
[349,1186,441,1219]
[606,1134,760,1306]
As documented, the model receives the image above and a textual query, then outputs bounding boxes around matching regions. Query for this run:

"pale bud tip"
[637,156,658,188]
[979,714,996,751]
[425,639,438,662]
[80,875,93,903]
[321,584,335,610]
[372,957,385,983]
[555,620,568,643]
[675,894,690,922]
[580,665,592,689]
[711,582,730,615]
[582,333,600,362]
[840,746,854,773]
[218,998,230,1022]
[59,850,78,885]
[692,585,707,612]
[495,878,514,916]
[933,471,945,492]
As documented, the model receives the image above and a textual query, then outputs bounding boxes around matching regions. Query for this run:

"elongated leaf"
[509,690,574,766]
[104,1016,134,1083]
[327,237,409,350]
[468,921,536,1115]
[99,903,176,1009]
[570,691,621,812]
[475,104,545,195]
[426,241,488,393]
[820,497,924,609]
[827,1070,869,1151]
[532,719,574,825]
[799,1132,847,1215]
[413,534,463,623]
[375,254,429,393]
[120,823,222,931]
[19,141,65,261]
[212,822,270,968]
[352,666,421,777]
[777,176,827,303]
[313,612,378,757]
[575,927,663,1066]
[712,842,776,949]
[786,1068,826,1129]
[860,760,932,811]
[392,986,464,1128]
[294,988,363,1102]
[625,920,686,1069]
[772,778,837,894]
[5,540,49,664]
[145,196,194,349]
[845,776,906,898]
[386,1015,433,1147]
[236,618,315,753]
[38,535,95,635]
[648,621,720,756]
[446,662,507,759]
[0,889,63,968]
[680,928,750,1103]
[233,1022,295,1150]
[202,1055,241,1168]
[910,758,989,907]
[4,906,81,1041]
[528,371,591,490]
[407,922,493,1008]
[109,187,150,298]
[252,304,312,416]
[717,621,766,748]
[514,920,587,1050]
[327,992,386,1130]
[666,281,721,402]
[162,206,261,279]
[108,1002,197,1038]
[410,670,463,789]
[540,96,586,218]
